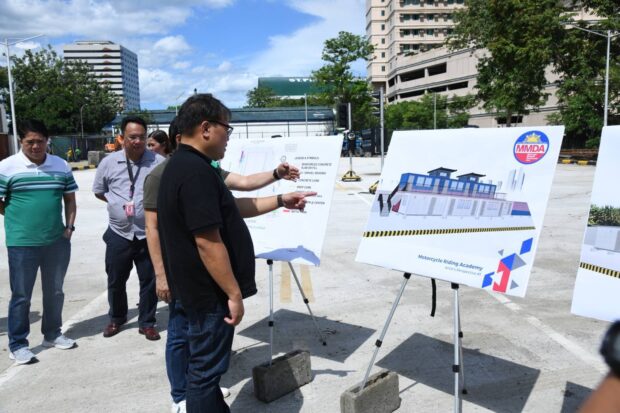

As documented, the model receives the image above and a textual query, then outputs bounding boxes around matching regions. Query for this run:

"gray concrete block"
[252,349,312,403]
[87,150,106,166]
[340,370,401,413]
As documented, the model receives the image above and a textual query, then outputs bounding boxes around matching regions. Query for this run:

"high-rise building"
[367,1,599,127]
[367,0,466,92]
[63,40,140,110]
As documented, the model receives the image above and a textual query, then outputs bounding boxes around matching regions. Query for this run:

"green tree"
[549,1,620,148]
[1,46,120,134]
[450,0,565,126]
[0,66,7,90]
[311,31,375,130]
[245,85,278,108]
[384,94,475,132]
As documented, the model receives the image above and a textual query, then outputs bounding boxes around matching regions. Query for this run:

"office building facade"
[367,0,598,127]
[63,41,140,110]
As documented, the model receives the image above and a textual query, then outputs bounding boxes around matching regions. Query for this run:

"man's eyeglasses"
[125,135,147,142]
[209,120,234,137]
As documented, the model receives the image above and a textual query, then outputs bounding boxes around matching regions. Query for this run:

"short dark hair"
[176,93,231,137]
[148,130,171,154]
[17,119,49,140]
[168,117,179,152]
[120,115,147,136]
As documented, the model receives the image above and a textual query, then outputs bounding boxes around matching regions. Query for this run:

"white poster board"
[356,127,564,297]
[220,136,341,266]
[571,126,620,321]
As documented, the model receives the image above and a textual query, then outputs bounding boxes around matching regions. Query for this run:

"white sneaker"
[42,334,76,350]
[221,386,231,398]
[177,400,186,413]
[9,347,35,365]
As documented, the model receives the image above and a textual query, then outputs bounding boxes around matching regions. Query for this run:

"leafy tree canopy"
[311,31,375,130]
[385,94,476,132]
[450,0,566,126]
[1,46,120,135]
[549,0,620,148]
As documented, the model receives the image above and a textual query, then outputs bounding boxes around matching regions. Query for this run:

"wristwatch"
[600,321,620,377]
[66,225,76,232]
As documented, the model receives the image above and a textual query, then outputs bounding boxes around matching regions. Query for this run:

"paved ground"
[0,157,608,412]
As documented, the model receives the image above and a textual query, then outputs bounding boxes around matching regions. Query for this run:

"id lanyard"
[126,155,142,200]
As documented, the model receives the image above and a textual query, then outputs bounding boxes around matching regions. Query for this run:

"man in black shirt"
[158,93,314,413]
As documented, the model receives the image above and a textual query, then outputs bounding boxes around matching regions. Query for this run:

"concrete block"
[340,370,401,413]
[87,151,106,166]
[252,349,312,403]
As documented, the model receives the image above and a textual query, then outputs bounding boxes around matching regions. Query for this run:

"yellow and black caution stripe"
[363,226,536,238]
[579,262,620,279]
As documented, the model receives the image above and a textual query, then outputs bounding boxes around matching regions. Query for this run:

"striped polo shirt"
[0,151,78,247]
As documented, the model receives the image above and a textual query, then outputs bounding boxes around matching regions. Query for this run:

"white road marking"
[487,291,606,373]
[0,290,108,389]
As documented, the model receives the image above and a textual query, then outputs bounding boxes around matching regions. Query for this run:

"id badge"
[124,199,135,217]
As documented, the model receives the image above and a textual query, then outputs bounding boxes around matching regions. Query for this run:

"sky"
[0,0,367,109]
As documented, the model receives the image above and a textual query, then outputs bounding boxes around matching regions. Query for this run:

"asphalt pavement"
[0,157,608,412]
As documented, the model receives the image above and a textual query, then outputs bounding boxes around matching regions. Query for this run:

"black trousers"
[103,227,157,328]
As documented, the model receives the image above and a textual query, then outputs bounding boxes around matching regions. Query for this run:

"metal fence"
[49,134,112,161]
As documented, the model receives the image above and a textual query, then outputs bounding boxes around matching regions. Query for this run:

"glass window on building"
[413,14,419,20]
[426,29,434,36]
[381,24,385,30]
[428,14,434,21]
[381,66,386,72]
[381,38,385,44]
[381,52,386,58]
[381,10,385,16]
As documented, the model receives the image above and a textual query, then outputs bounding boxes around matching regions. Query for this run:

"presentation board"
[571,126,620,321]
[220,136,342,266]
[356,127,564,297]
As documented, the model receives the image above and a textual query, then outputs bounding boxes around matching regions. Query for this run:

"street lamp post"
[2,34,43,154]
[566,24,619,126]
[80,103,87,141]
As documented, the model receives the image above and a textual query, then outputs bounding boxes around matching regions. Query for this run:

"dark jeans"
[7,236,71,352]
[167,299,189,403]
[103,228,156,328]
[186,301,234,413]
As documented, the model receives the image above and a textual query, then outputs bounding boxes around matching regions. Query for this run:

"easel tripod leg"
[451,283,466,413]
[288,262,327,346]
[359,272,411,393]
[268,259,274,366]
[458,301,467,394]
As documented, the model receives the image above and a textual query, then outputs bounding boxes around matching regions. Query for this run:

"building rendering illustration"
[367,167,535,235]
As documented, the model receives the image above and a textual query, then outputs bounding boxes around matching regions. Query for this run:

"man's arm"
[0,199,4,216]
[235,191,316,218]
[62,192,77,239]
[145,209,171,303]
[224,162,300,191]
[579,374,620,413]
[95,193,108,202]
[194,228,244,326]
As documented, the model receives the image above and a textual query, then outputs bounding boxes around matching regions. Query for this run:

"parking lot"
[0,158,608,412]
